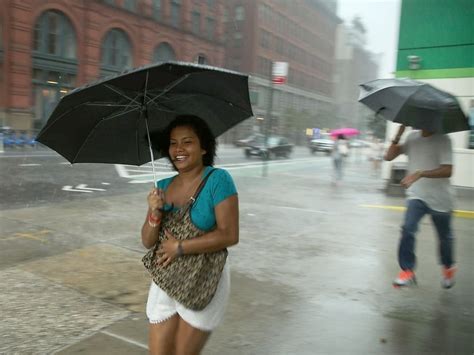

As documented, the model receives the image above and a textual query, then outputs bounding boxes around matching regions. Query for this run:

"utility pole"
[262,68,274,177]
[262,61,288,177]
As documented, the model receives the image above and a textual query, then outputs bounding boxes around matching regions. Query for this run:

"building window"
[153,0,162,21]
[33,10,76,59]
[195,54,209,65]
[233,32,242,48]
[235,5,245,21]
[206,18,215,40]
[101,29,132,72]
[170,0,181,28]
[207,0,215,9]
[32,70,77,129]
[123,0,136,12]
[153,42,176,62]
[223,8,228,22]
[192,11,201,35]
[260,30,270,49]
[103,0,115,5]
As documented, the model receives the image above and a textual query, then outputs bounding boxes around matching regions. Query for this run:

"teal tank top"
[156,166,237,231]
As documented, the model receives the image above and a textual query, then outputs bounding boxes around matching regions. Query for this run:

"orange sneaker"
[442,266,457,289]
[393,269,416,287]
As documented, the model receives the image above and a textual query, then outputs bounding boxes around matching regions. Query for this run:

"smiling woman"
[141,115,239,355]
[157,115,217,171]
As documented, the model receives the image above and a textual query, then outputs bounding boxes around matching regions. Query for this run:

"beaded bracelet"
[149,212,161,222]
[148,212,161,227]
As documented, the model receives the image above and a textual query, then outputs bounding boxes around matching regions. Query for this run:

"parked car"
[234,133,265,147]
[244,136,293,159]
[309,136,334,155]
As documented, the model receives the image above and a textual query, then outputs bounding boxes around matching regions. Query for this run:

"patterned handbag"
[142,169,228,311]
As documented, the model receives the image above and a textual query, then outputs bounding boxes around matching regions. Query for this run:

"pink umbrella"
[330,128,360,137]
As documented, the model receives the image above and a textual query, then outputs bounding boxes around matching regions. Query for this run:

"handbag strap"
[189,168,216,205]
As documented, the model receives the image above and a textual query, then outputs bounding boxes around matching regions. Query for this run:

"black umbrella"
[358,78,470,134]
[36,61,254,179]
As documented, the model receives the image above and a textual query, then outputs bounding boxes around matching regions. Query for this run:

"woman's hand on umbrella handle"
[148,188,165,215]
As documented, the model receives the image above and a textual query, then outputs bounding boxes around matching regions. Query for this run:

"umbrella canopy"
[330,128,360,137]
[36,61,254,165]
[358,78,470,134]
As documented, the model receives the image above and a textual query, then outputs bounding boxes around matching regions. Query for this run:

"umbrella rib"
[147,92,253,116]
[390,85,425,122]
[98,107,140,123]
[146,74,191,107]
[70,107,139,163]
[43,101,139,134]
[101,84,146,122]
[84,103,141,108]
[103,84,142,106]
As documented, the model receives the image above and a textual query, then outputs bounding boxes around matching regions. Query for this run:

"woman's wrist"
[148,212,161,227]
[150,208,162,218]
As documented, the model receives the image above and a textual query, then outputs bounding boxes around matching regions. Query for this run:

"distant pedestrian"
[141,115,239,354]
[332,134,348,182]
[384,124,456,289]
[369,137,384,175]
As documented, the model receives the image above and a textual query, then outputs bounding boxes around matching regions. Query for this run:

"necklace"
[178,168,205,199]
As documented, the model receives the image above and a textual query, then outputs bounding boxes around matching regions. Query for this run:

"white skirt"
[146,263,230,332]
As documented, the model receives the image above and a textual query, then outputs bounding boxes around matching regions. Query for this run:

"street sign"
[272,62,288,85]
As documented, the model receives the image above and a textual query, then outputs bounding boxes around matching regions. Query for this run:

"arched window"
[33,10,76,58]
[101,29,132,74]
[153,43,176,62]
[195,54,209,65]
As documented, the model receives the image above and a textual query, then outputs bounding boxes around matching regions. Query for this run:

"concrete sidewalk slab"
[0,268,129,354]
[20,244,150,313]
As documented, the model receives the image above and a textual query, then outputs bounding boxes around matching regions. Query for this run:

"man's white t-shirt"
[401,131,454,212]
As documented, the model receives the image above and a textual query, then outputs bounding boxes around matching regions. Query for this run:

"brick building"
[0,0,226,131]
[333,18,379,131]
[223,0,340,142]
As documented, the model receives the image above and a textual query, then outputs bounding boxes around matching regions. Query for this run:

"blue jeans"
[399,199,454,270]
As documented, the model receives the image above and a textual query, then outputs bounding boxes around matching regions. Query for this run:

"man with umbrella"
[384,124,456,289]
[359,78,469,289]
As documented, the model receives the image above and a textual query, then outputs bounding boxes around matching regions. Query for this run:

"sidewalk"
[1,158,473,354]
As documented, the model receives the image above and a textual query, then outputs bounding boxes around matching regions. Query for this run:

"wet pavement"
[1,152,473,354]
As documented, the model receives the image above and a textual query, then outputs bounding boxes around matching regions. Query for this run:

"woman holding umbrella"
[331,134,349,182]
[141,115,239,354]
